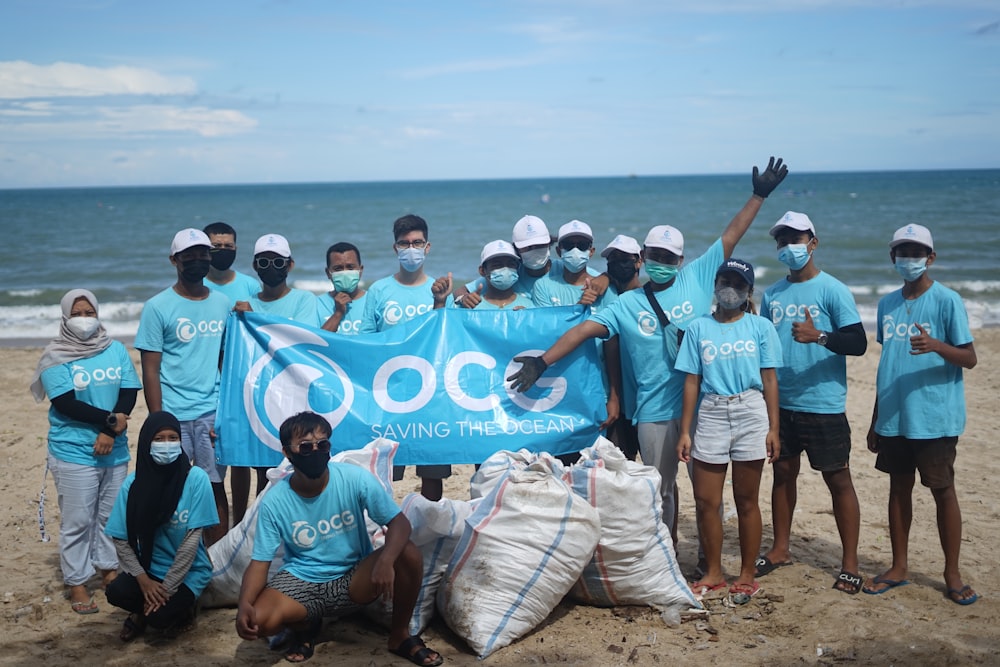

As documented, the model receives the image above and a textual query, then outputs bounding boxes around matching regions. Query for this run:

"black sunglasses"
[290,438,331,454]
[255,257,291,270]
[559,238,592,251]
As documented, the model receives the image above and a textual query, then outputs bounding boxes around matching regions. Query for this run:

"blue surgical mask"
[329,269,360,293]
[519,247,549,270]
[561,248,590,273]
[398,247,425,273]
[488,267,519,291]
[894,257,927,282]
[150,441,182,465]
[777,244,811,270]
[645,260,680,285]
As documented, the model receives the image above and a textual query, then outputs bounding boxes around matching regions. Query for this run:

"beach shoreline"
[1,332,997,665]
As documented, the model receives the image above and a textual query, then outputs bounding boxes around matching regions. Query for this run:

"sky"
[1,0,998,188]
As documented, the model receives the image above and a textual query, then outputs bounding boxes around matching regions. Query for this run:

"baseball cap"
[600,234,641,258]
[643,225,684,255]
[716,258,755,288]
[769,211,816,237]
[170,228,212,256]
[480,239,520,265]
[889,224,934,251]
[557,220,594,243]
[511,215,551,249]
[254,233,292,258]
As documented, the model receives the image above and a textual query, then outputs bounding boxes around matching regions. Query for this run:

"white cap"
[769,211,816,237]
[600,234,641,258]
[643,225,684,255]
[480,239,520,265]
[254,233,292,258]
[170,228,211,255]
[557,219,593,242]
[511,215,551,249]
[890,223,934,251]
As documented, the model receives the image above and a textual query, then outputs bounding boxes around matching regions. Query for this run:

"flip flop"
[689,580,728,600]
[754,555,792,578]
[119,613,146,642]
[833,570,864,595]
[389,636,444,667]
[70,597,99,615]
[862,575,910,595]
[728,581,761,605]
[284,617,322,663]
[947,585,979,606]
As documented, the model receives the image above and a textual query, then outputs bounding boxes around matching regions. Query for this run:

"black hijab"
[125,411,191,571]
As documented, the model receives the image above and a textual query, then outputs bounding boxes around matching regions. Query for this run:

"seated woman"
[104,411,219,641]
[30,288,140,614]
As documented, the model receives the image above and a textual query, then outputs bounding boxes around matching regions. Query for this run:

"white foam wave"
[8,289,43,298]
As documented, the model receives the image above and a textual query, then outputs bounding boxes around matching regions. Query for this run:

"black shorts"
[268,566,363,620]
[777,410,851,472]
[874,435,957,489]
[391,465,452,481]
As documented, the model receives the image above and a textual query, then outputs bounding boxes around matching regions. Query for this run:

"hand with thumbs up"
[462,282,484,309]
[578,277,598,306]
[908,323,938,355]
[791,308,822,344]
[432,272,453,308]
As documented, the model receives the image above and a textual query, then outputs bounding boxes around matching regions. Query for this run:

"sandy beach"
[1,332,997,666]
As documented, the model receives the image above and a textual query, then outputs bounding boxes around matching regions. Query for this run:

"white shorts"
[692,389,768,464]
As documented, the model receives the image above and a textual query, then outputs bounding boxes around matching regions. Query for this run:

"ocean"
[2,169,999,342]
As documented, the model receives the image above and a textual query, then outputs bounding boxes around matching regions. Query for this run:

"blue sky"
[1,0,997,188]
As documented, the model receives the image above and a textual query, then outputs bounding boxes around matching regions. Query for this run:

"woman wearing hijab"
[31,289,141,615]
[104,411,219,641]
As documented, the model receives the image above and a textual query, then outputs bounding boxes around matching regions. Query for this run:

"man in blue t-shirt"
[236,412,443,666]
[358,214,454,501]
[235,233,320,326]
[135,228,231,545]
[203,221,260,304]
[757,212,868,595]
[318,242,369,334]
[507,157,788,557]
[863,224,978,605]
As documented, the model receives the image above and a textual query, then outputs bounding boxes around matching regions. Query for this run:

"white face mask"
[66,316,100,340]
[519,247,549,270]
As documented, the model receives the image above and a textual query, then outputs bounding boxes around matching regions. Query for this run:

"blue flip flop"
[862,575,910,595]
[947,585,979,606]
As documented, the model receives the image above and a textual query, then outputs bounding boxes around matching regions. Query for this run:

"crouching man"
[235,411,443,665]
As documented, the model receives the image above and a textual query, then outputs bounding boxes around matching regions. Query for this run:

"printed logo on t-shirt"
[382,301,431,326]
[71,363,123,390]
[290,510,357,548]
[175,317,225,343]
[339,319,361,334]
[170,508,190,528]
[636,310,658,336]
[700,338,757,364]
[881,315,932,342]
[768,300,820,326]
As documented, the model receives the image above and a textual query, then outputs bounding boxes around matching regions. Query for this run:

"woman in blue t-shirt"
[675,260,782,605]
[105,411,219,641]
[30,289,140,615]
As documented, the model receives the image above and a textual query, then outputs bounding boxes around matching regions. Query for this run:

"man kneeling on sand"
[235,411,443,665]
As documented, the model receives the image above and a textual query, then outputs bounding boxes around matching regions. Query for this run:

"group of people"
[32,155,978,663]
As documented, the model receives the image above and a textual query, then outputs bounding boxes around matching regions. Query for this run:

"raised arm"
[721,156,788,258]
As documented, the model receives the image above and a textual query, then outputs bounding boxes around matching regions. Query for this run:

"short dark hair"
[203,221,236,239]
[279,411,332,449]
[326,242,362,266]
[393,214,428,242]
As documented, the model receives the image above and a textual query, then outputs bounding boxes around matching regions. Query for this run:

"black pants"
[105,573,196,629]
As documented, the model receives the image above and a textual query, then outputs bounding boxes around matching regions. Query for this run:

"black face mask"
[258,267,289,287]
[287,449,330,479]
[180,259,211,282]
[607,258,638,285]
[210,249,237,271]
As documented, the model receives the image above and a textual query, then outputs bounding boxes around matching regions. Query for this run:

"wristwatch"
[816,332,829,347]
[105,413,118,429]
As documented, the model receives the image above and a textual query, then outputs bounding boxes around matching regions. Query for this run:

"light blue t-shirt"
[252,463,401,583]
[464,259,599,301]
[134,287,230,421]
[249,288,320,327]
[206,271,260,305]
[589,238,725,422]
[359,275,435,333]
[105,466,219,596]
[316,292,369,335]
[761,271,862,413]
[41,342,141,468]
[532,269,610,314]
[874,281,972,439]
[675,313,783,396]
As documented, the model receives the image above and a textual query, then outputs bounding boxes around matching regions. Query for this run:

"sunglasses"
[559,238,592,251]
[290,438,331,455]
[254,257,291,270]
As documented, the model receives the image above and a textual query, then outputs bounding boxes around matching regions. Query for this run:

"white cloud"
[98,105,257,137]
[402,126,442,138]
[0,60,196,99]
[0,101,53,117]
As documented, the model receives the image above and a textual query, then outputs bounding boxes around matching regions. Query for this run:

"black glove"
[506,355,549,393]
[752,156,788,199]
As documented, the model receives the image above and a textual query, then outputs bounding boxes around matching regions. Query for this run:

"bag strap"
[643,282,670,328]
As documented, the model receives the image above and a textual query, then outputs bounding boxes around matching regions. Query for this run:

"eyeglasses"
[394,239,427,249]
[254,257,291,270]
[559,238,592,251]
[291,439,331,455]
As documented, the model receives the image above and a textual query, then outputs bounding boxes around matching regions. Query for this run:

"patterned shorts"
[268,565,363,620]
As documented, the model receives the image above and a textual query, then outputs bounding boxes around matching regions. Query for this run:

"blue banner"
[215,307,607,467]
